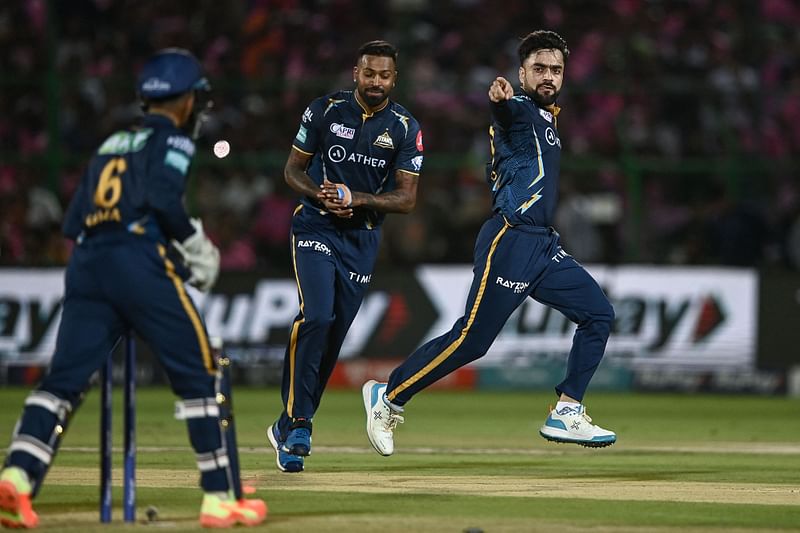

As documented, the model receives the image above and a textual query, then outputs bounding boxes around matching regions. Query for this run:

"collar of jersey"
[142,112,178,128]
[352,90,389,119]
[514,92,562,118]
[546,104,561,117]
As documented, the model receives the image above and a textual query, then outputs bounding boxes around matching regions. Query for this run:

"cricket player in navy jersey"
[364,30,617,455]
[0,49,266,529]
[266,40,423,472]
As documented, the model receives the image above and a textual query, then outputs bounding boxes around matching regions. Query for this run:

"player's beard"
[527,83,559,107]
[359,86,388,108]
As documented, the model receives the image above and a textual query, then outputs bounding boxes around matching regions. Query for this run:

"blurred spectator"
[1,0,799,271]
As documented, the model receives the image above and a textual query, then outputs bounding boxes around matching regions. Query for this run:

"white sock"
[555,401,581,412]
[382,394,404,413]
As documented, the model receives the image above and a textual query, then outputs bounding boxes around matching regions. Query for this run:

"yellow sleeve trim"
[292,145,314,155]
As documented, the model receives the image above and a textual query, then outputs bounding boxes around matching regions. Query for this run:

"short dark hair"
[357,40,398,64]
[518,30,569,65]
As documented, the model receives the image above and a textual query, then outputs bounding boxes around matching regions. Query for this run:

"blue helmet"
[137,48,210,100]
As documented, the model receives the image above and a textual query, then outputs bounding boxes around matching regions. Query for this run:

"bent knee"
[597,301,615,323]
[578,300,615,328]
[300,313,335,331]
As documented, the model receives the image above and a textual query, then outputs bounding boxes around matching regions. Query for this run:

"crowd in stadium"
[2,0,799,271]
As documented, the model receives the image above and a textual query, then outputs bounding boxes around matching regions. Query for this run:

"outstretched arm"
[489,76,515,129]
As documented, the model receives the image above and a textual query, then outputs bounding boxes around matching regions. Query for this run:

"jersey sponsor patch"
[97,130,152,155]
[302,107,313,123]
[164,149,190,174]
[495,276,530,294]
[328,145,347,162]
[551,248,571,263]
[544,127,561,147]
[296,125,308,143]
[327,145,387,168]
[166,135,196,156]
[297,239,331,256]
[416,130,424,151]
[348,271,372,284]
[330,123,355,139]
[373,130,394,149]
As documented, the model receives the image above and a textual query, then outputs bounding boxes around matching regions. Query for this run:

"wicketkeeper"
[0,49,266,529]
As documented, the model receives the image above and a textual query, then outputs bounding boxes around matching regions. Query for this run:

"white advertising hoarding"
[1,266,757,369]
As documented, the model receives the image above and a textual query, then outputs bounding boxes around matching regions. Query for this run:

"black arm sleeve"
[491,100,513,129]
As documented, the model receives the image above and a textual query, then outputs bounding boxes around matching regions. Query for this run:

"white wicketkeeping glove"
[171,218,220,292]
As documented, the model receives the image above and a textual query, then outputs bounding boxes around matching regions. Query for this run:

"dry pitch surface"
[49,443,800,506]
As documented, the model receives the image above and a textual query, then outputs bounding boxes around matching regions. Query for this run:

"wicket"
[99,334,136,523]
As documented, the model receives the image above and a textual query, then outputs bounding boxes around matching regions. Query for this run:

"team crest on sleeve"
[411,155,423,172]
[373,130,394,149]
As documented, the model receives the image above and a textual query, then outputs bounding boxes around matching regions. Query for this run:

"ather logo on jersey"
[327,145,386,168]
[544,127,561,147]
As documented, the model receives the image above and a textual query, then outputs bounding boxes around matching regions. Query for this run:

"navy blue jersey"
[62,114,195,243]
[292,90,424,229]
[486,94,561,227]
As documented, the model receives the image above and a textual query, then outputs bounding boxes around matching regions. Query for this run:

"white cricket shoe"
[539,404,616,448]
[362,380,404,456]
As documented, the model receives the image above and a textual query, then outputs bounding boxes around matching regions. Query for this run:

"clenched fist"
[489,77,514,103]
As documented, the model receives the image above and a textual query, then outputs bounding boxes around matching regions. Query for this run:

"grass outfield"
[1,386,799,531]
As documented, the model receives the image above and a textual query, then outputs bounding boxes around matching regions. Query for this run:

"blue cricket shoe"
[266,423,304,473]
